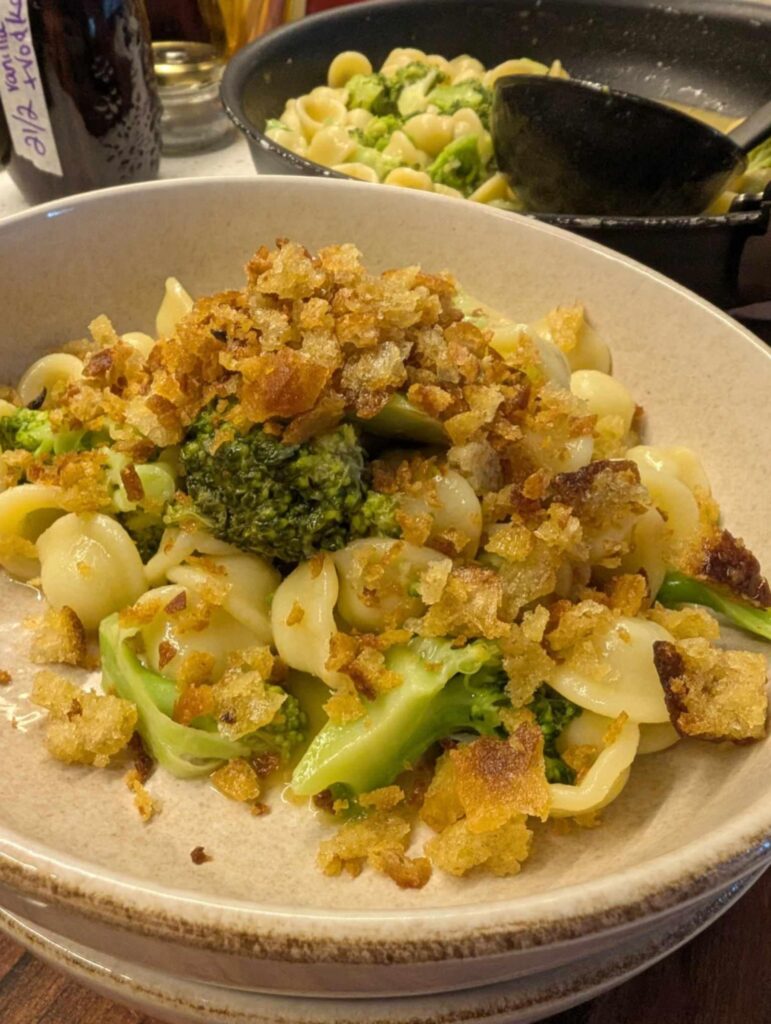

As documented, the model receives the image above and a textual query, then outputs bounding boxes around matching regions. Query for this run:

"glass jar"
[0,0,162,205]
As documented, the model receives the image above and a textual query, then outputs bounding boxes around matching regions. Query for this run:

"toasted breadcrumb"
[125,767,159,822]
[211,758,262,803]
[31,671,136,767]
[28,607,88,668]
[654,639,768,743]
[317,810,429,888]
[190,846,212,864]
[358,785,405,811]
[0,670,11,686]
[425,815,532,877]
[646,604,720,641]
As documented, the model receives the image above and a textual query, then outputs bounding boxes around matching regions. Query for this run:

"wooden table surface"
[0,867,768,1024]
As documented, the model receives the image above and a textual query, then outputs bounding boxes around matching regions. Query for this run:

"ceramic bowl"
[0,178,769,1014]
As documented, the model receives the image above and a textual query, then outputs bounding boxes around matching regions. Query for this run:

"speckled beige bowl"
[0,178,769,1015]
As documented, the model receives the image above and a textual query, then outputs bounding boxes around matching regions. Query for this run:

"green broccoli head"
[117,511,166,563]
[426,80,492,125]
[0,407,88,456]
[350,144,401,180]
[171,408,399,563]
[528,684,582,784]
[346,72,394,115]
[428,134,489,196]
[389,62,443,117]
[250,686,308,761]
[357,113,402,151]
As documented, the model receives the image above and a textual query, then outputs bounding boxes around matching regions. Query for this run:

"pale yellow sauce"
[663,101,743,135]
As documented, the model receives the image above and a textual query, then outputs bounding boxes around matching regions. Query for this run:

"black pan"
[221,0,771,309]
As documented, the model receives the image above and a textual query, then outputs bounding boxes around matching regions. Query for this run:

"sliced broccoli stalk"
[356,394,448,445]
[291,637,503,796]
[391,64,442,117]
[99,614,248,778]
[351,144,401,180]
[528,684,582,784]
[657,570,771,643]
[346,73,394,116]
[357,114,402,151]
[105,450,177,516]
[426,80,492,126]
[100,614,307,778]
[428,134,488,196]
[0,407,92,456]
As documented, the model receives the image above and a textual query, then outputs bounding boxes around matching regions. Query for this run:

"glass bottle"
[0,0,162,205]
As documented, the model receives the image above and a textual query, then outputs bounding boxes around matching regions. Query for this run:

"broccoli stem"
[291,637,500,796]
[356,394,448,445]
[657,570,771,642]
[99,614,251,778]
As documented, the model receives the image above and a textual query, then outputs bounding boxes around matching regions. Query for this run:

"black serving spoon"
[491,76,771,217]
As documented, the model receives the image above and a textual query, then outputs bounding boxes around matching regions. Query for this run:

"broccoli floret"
[171,409,399,563]
[291,637,506,796]
[426,80,492,126]
[0,407,89,456]
[657,570,771,642]
[117,511,166,562]
[265,118,290,133]
[428,134,488,196]
[748,135,771,172]
[99,613,306,778]
[357,113,402,151]
[527,685,582,784]
[388,62,443,117]
[350,144,401,180]
[346,72,394,115]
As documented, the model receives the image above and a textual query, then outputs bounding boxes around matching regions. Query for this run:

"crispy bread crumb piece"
[420,753,464,833]
[695,529,771,607]
[28,607,87,668]
[425,815,532,877]
[317,811,430,889]
[646,604,720,641]
[211,758,262,803]
[358,786,404,811]
[31,671,137,767]
[190,846,212,864]
[0,670,10,686]
[450,724,550,833]
[125,767,159,822]
[654,639,768,743]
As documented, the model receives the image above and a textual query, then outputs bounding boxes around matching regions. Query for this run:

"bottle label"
[0,0,62,177]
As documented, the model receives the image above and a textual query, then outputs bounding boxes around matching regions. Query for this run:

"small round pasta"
[307,125,357,166]
[549,717,640,817]
[143,528,236,587]
[403,113,454,157]
[627,445,711,496]
[380,47,427,76]
[627,450,701,552]
[335,162,379,183]
[168,552,279,646]
[156,277,193,338]
[266,125,307,157]
[327,50,372,88]
[345,107,375,130]
[0,483,70,578]
[570,369,636,432]
[551,616,674,724]
[483,58,551,89]
[451,107,486,140]
[37,512,147,629]
[618,508,668,598]
[384,167,434,191]
[296,92,348,142]
[382,130,429,168]
[271,555,349,688]
[399,468,483,558]
[121,332,156,359]
[447,55,485,84]
[17,353,83,408]
[333,538,449,632]
[468,171,513,205]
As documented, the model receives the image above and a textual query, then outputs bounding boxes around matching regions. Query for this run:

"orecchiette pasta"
[17,353,83,408]
[36,512,147,629]
[570,370,636,433]
[333,538,449,632]
[551,617,674,724]
[156,277,193,338]
[550,717,640,816]
[271,556,349,688]
[0,483,70,578]
[327,50,372,88]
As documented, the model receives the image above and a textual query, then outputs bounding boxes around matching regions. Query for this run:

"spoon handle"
[729,98,771,154]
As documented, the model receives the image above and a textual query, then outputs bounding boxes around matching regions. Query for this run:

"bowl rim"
[219,0,771,231]
[0,174,770,963]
